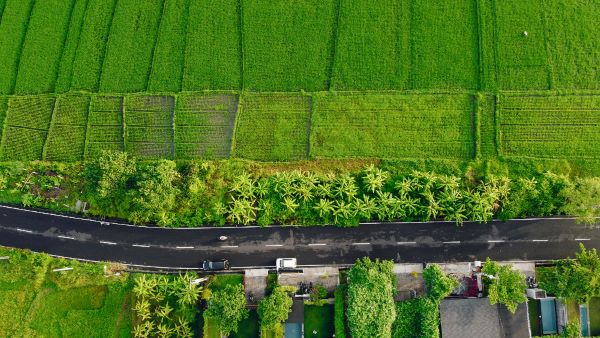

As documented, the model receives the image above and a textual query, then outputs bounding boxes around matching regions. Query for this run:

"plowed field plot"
[498,94,600,159]
[85,96,124,159]
[124,95,174,158]
[44,95,90,161]
[310,93,475,159]
[233,94,311,161]
[174,94,238,159]
[0,96,54,160]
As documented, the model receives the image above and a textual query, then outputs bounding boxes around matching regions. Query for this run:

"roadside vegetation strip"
[182,0,241,91]
[69,0,118,92]
[174,93,238,159]
[44,94,90,161]
[410,0,480,90]
[0,96,55,161]
[498,93,600,159]
[54,0,89,93]
[84,95,124,159]
[310,92,475,159]
[0,0,34,94]
[242,0,336,91]
[494,0,550,90]
[99,0,164,93]
[124,95,174,159]
[14,0,75,94]
[233,94,311,161]
[332,0,409,90]
[147,0,190,92]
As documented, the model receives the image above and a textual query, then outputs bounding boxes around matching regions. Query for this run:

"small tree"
[205,284,249,337]
[423,264,458,302]
[482,258,527,313]
[540,244,600,303]
[258,285,294,331]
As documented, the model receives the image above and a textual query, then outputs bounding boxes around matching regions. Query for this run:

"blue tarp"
[284,323,302,338]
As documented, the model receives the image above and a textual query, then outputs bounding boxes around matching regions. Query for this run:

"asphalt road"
[0,205,597,270]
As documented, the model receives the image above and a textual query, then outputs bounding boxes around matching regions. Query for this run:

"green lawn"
[231,309,260,338]
[208,274,244,291]
[305,304,335,338]
[589,297,600,336]
[528,299,541,336]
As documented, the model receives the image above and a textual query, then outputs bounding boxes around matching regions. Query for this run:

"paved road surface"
[0,205,596,270]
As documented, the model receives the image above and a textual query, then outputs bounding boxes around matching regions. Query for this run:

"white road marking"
[265,244,283,247]
[352,242,371,245]
[221,245,239,248]
[308,243,327,246]
[16,228,32,233]
[57,235,75,240]
[99,241,117,245]
[532,239,549,242]
[132,244,150,248]
[487,240,505,243]
[443,241,460,244]
[575,238,591,241]
[175,246,194,249]
[397,241,417,245]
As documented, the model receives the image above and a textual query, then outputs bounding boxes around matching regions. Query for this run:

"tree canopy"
[258,285,294,331]
[423,264,458,302]
[205,284,248,337]
[482,258,527,313]
[346,257,396,338]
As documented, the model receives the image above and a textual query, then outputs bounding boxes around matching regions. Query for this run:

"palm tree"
[133,321,154,338]
[156,302,173,320]
[174,317,193,338]
[363,165,389,193]
[155,322,174,338]
[227,198,258,225]
[134,275,157,299]
[230,172,255,199]
[354,195,377,220]
[283,196,299,213]
[333,174,358,200]
[333,200,355,224]
[176,274,201,307]
[133,298,152,321]
[313,198,334,219]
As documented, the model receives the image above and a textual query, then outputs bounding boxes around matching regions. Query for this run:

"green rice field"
[0,0,598,163]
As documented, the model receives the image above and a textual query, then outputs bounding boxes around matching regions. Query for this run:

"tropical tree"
[258,285,295,331]
[423,264,458,302]
[205,284,249,337]
[362,165,389,193]
[482,258,527,313]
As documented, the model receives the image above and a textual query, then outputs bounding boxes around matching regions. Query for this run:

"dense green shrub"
[334,285,346,338]
[258,285,295,333]
[482,259,527,314]
[392,297,440,338]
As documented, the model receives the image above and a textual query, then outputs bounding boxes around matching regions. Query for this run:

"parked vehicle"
[203,259,230,271]
[276,258,297,271]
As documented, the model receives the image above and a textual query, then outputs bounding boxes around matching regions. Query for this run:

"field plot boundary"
[124,94,175,159]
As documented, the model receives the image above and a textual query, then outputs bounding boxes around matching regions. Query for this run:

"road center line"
[99,241,116,245]
[352,242,371,245]
[575,238,591,241]
[397,241,417,245]
[487,240,505,243]
[57,235,75,240]
[132,244,150,248]
[16,228,33,233]
[175,246,194,249]
[308,243,327,246]
[221,245,239,248]
[265,244,283,247]
[443,241,460,244]
[532,239,549,242]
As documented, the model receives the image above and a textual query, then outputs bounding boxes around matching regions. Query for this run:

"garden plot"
[233,94,311,161]
[242,0,337,91]
[124,95,174,158]
[498,94,600,159]
[174,93,238,159]
[84,96,123,159]
[44,95,90,161]
[310,93,475,159]
[0,96,55,160]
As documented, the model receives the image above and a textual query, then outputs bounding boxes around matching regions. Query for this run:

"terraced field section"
[124,95,174,158]
[85,95,124,159]
[310,93,475,159]
[498,94,600,159]
[44,95,90,161]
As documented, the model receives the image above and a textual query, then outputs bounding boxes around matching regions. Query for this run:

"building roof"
[440,298,531,338]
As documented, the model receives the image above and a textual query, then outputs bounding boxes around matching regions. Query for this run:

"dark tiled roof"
[441,298,530,338]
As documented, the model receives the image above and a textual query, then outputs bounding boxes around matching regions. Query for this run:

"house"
[440,298,531,338]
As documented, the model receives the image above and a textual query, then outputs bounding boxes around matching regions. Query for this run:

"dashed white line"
[352,242,371,245]
[397,241,417,245]
[99,241,116,245]
[532,239,549,242]
[265,244,283,247]
[132,244,150,248]
[308,243,327,246]
[575,238,591,241]
[487,240,505,243]
[221,245,239,248]
[175,246,194,249]
[443,241,460,244]
[57,235,75,240]
[16,228,32,233]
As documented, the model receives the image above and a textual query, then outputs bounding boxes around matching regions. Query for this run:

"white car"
[276,258,297,271]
